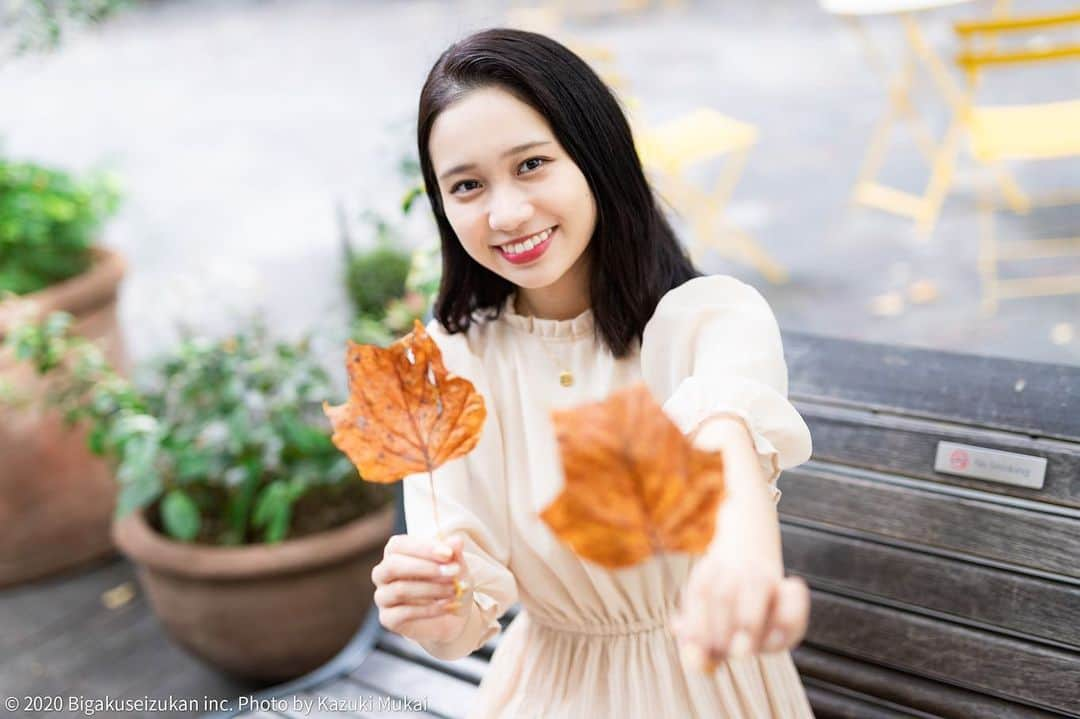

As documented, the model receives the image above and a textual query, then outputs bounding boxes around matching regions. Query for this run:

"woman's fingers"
[762,577,811,653]
[374,579,460,608]
[383,533,457,562]
[674,566,808,669]
[378,598,457,633]
[727,576,774,657]
[677,570,711,640]
[372,552,461,585]
[675,563,725,671]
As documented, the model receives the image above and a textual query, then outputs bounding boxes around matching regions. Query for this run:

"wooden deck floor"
[0,554,271,719]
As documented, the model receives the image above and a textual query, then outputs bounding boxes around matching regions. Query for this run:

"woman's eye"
[450,179,480,195]
[519,157,547,173]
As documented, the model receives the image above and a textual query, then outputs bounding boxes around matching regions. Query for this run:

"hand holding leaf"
[323,319,486,602]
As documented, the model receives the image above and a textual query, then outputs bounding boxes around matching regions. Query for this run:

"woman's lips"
[497,226,556,265]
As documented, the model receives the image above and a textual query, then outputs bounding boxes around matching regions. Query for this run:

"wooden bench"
[781,334,1079,718]
[211,332,1080,719]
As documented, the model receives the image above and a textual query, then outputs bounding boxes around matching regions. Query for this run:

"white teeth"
[501,226,554,255]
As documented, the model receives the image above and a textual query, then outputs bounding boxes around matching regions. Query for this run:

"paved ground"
[0,555,271,718]
[0,0,1078,714]
[0,0,1077,378]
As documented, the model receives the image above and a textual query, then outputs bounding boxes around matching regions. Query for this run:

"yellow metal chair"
[823,0,1018,236]
[951,9,1080,314]
[632,109,788,284]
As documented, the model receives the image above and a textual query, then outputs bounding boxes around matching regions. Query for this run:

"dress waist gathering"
[523,603,679,638]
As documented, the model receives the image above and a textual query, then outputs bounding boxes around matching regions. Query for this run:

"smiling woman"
[371,27,817,719]
[416,29,701,358]
[428,86,597,320]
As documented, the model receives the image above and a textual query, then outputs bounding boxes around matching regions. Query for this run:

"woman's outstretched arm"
[670,415,809,670]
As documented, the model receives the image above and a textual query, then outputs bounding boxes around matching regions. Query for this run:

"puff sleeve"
[640,275,812,502]
[400,320,519,661]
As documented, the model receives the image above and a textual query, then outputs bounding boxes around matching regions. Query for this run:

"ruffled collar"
[498,292,595,340]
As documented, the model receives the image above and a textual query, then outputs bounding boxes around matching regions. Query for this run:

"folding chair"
[951,9,1080,314]
[633,109,788,284]
[823,0,1019,236]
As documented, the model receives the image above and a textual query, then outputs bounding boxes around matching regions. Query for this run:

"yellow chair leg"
[916,118,963,238]
[727,227,790,285]
[991,165,1031,214]
[977,192,999,316]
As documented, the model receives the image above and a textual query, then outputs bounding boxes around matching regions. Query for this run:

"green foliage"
[0,158,122,295]
[344,218,413,320]
[4,0,132,56]
[342,141,442,347]
[2,313,393,545]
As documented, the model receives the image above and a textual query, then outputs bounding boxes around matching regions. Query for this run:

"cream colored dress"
[401,275,815,718]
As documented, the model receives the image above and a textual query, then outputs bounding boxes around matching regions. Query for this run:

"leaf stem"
[428,469,442,539]
[428,467,465,603]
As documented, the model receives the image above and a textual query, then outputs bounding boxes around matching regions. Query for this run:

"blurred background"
[1,0,1077,715]
[1,0,1077,371]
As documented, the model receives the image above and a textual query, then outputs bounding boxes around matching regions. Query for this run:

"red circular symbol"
[949,449,969,471]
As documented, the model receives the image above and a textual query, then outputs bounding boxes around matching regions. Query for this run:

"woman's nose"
[488,188,534,233]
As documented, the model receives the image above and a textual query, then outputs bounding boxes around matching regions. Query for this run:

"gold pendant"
[559,370,574,387]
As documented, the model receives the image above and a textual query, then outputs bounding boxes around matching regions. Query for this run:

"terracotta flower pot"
[111,502,396,683]
[0,246,127,587]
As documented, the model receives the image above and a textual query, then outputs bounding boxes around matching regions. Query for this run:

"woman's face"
[428,86,597,294]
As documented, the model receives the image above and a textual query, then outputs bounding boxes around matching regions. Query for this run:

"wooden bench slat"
[794,644,1065,718]
[779,466,1080,579]
[802,680,939,719]
[350,648,478,716]
[783,523,1080,649]
[805,591,1080,714]
[784,333,1080,442]
[799,401,1080,508]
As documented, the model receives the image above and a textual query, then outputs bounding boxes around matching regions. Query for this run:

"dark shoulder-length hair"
[417,28,700,358]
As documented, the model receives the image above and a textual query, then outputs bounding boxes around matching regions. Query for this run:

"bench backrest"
[781,332,1080,718]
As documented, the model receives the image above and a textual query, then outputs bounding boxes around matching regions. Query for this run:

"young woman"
[369,28,815,718]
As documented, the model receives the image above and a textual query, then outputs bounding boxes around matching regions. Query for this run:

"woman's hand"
[372,533,474,644]
[670,541,810,671]
[670,414,811,671]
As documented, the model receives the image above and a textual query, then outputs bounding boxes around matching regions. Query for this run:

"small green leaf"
[225,461,260,538]
[252,480,293,543]
[174,448,212,481]
[114,470,163,518]
[161,489,200,541]
[87,426,106,456]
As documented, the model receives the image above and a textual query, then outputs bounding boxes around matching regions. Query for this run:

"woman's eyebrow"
[438,140,552,182]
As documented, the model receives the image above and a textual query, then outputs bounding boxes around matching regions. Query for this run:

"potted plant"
[2,313,396,682]
[340,163,441,349]
[0,156,125,586]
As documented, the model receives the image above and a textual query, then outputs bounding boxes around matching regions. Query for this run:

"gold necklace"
[535,338,575,387]
[514,294,575,387]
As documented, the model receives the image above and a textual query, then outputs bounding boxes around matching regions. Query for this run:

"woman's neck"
[514,255,591,320]
[515,290,590,321]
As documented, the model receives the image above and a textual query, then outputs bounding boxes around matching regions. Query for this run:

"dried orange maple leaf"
[322,319,486,484]
[540,382,726,569]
